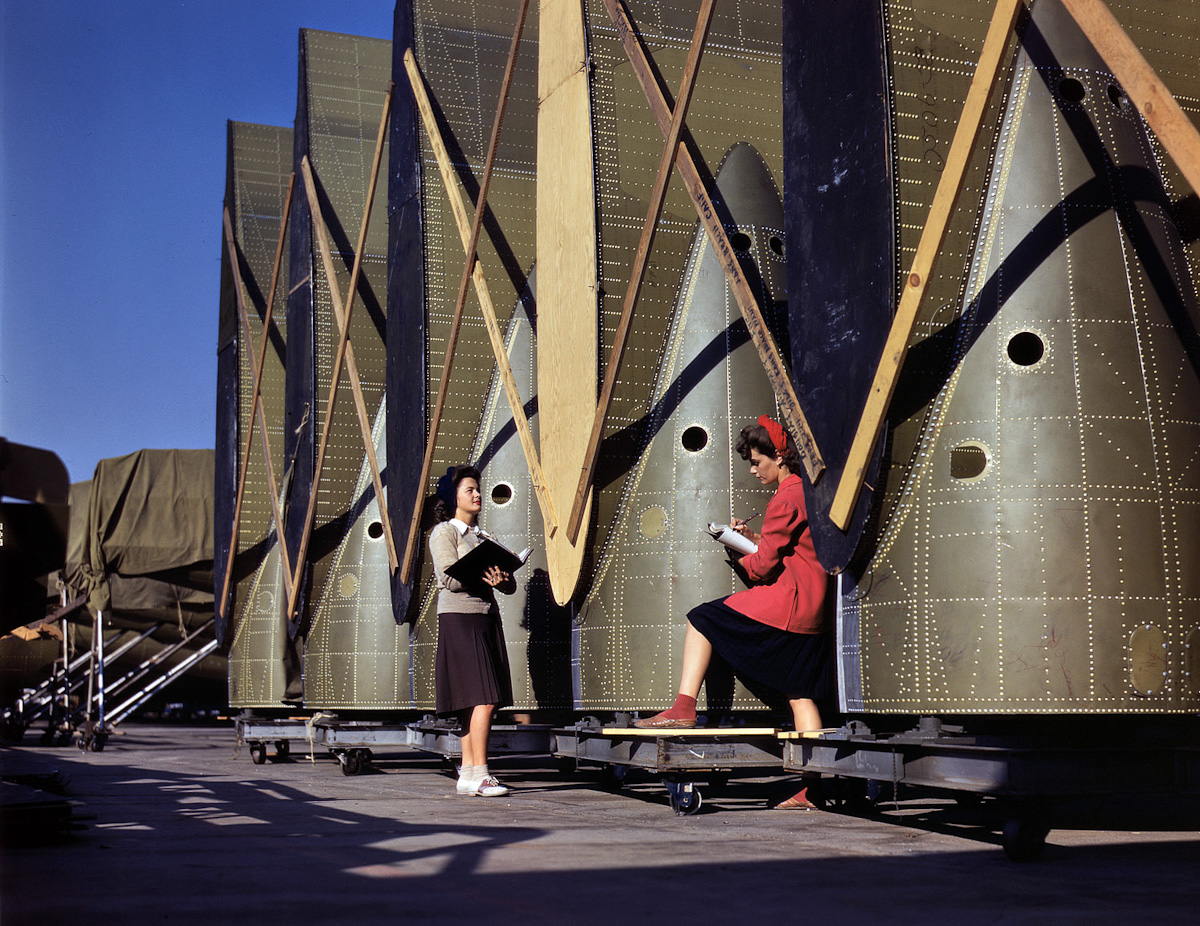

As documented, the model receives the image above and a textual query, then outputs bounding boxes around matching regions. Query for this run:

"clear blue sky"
[1,1,391,485]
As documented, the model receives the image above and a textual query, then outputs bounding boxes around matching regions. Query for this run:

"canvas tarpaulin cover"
[65,450,215,616]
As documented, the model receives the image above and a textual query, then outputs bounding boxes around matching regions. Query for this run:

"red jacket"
[725,474,827,633]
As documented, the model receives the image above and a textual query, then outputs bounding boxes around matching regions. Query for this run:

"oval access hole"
[1007,331,1045,366]
[681,426,709,452]
[1058,77,1086,103]
[1129,624,1167,696]
[950,442,990,481]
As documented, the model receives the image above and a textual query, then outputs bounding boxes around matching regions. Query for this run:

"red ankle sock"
[658,693,697,721]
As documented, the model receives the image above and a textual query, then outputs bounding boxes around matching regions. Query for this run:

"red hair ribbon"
[758,414,787,453]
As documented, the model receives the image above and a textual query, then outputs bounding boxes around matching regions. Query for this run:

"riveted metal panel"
[404,1,789,712]
[291,30,412,710]
[844,0,1200,714]
[577,143,787,712]
[221,122,302,709]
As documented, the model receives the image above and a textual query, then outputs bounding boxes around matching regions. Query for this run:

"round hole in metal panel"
[1007,331,1045,366]
[1057,76,1086,103]
[639,506,668,539]
[339,572,360,598]
[1128,624,1166,695]
[1186,627,1200,695]
[681,426,709,453]
[491,483,513,506]
[950,442,990,481]
[768,235,785,257]
[729,231,752,253]
[1107,82,1129,110]
[367,521,383,539]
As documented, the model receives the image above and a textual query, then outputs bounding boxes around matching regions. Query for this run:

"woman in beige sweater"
[428,464,516,797]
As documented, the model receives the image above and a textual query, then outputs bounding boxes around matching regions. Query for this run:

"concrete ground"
[2,723,1198,924]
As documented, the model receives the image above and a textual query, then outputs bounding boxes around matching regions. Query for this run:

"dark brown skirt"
[435,608,513,716]
[687,598,832,703]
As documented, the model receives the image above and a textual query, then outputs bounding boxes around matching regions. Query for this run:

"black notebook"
[445,535,533,583]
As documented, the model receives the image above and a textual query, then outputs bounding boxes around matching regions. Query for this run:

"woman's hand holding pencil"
[730,511,761,545]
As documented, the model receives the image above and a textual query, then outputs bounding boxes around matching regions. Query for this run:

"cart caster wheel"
[90,735,107,752]
[554,755,578,776]
[441,755,459,773]
[77,736,89,752]
[42,731,56,747]
[665,779,703,816]
[1002,817,1050,862]
[341,750,363,776]
[275,739,290,759]
[249,743,268,765]
[600,764,630,790]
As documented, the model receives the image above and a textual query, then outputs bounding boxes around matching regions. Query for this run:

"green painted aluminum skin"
[406,3,541,709]
[297,31,411,710]
[578,143,788,713]
[843,0,1200,714]
[406,0,788,711]
[225,122,300,709]
[412,273,576,712]
[304,398,406,707]
[223,0,1200,715]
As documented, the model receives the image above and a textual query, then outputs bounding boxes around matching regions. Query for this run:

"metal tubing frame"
[94,610,107,732]
[107,639,221,726]
[100,619,215,708]
[20,625,161,725]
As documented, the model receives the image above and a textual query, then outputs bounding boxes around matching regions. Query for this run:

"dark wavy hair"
[433,464,482,523]
[734,421,801,472]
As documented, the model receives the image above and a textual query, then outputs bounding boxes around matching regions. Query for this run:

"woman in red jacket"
[635,415,830,739]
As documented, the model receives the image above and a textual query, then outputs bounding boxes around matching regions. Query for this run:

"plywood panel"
[536,0,597,604]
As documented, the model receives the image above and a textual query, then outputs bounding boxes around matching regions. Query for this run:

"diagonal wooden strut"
[564,0,716,543]
[403,45,556,539]
[828,0,1023,531]
[1060,0,1200,195]
[218,184,295,624]
[603,0,824,488]
[284,85,395,623]
[399,1,541,585]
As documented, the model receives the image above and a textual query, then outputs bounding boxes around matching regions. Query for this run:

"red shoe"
[771,786,817,810]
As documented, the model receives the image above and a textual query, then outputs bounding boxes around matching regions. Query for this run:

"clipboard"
[445,536,533,583]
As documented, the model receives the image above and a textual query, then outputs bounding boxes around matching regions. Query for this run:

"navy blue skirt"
[687,598,831,703]
[435,608,513,716]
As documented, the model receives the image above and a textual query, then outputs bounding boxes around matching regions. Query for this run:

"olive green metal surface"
[224,122,300,709]
[578,143,788,712]
[297,31,410,710]
[844,0,1200,714]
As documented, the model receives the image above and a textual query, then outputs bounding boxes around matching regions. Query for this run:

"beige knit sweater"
[428,519,510,614]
